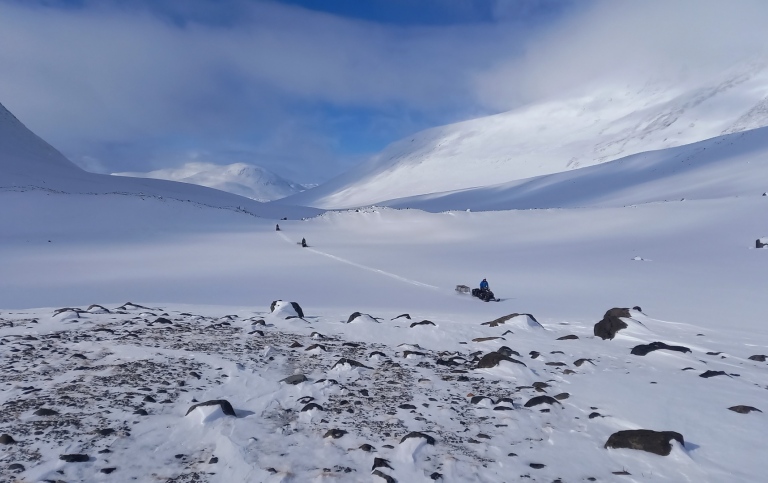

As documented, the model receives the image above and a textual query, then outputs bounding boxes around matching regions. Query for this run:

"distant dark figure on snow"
[301,238,307,248]
[480,278,489,290]
[276,224,280,231]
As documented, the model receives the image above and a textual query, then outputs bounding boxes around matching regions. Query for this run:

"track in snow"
[276,231,439,290]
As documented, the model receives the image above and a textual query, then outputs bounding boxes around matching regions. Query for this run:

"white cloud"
[474,0,768,109]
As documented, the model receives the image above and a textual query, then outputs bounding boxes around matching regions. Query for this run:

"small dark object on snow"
[60,454,90,463]
[728,405,762,414]
[323,429,347,439]
[331,358,372,370]
[372,457,393,471]
[101,468,117,474]
[476,352,526,369]
[372,470,397,483]
[185,399,237,417]
[631,341,692,356]
[604,429,684,456]
[275,224,280,231]
[392,313,411,320]
[301,238,307,247]
[410,320,436,328]
[400,431,435,445]
[524,396,561,407]
[749,354,767,362]
[301,403,324,412]
[529,463,546,469]
[33,408,58,416]
[700,370,728,378]
[280,374,308,385]
[757,238,768,248]
[557,335,579,340]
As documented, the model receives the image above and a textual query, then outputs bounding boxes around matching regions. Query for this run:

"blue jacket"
[480,280,489,290]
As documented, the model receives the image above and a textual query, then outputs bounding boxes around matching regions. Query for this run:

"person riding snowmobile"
[480,278,489,290]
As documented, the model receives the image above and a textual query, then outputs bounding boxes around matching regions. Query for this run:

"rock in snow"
[604,429,685,456]
[631,341,692,356]
[593,307,631,340]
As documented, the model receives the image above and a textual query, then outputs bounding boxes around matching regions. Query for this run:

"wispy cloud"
[474,0,768,109]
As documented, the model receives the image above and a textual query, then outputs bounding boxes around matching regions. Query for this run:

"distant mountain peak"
[113,161,306,202]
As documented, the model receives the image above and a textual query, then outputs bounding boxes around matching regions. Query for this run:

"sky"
[1,0,767,184]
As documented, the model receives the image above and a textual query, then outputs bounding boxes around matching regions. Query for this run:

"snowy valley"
[2,77,768,483]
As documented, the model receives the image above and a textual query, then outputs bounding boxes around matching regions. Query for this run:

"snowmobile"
[471,287,498,302]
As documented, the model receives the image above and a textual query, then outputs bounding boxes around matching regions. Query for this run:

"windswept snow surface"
[114,162,306,202]
[383,126,768,212]
[1,189,767,481]
[284,63,768,209]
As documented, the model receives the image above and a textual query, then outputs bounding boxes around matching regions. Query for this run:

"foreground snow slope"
[114,161,306,202]
[384,126,768,211]
[0,102,319,219]
[1,191,767,482]
[285,63,768,208]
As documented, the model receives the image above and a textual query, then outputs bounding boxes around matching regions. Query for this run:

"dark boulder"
[748,354,767,362]
[60,454,90,463]
[347,312,363,323]
[476,352,526,369]
[728,405,761,414]
[0,434,17,444]
[185,399,236,417]
[280,374,308,385]
[700,370,728,378]
[524,396,561,408]
[392,313,411,320]
[372,457,393,471]
[400,431,435,445]
[556,335,579,340]
[604,429,684,456]
[301,403,324,412]
[410,320,436,328]
[33,408,59,416]
[631,342,691,356]
[372,469,397,483]
[331,358,372,370]
[482,313,541,328]
[593,308,631,340]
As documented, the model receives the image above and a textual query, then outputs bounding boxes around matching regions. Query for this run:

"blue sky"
[1,0,762,183]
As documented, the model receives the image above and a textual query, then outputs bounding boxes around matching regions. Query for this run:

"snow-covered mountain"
[0,102,320,220]
[114,162,306,202]
[285,62,768,209]
[382,126,768,212]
